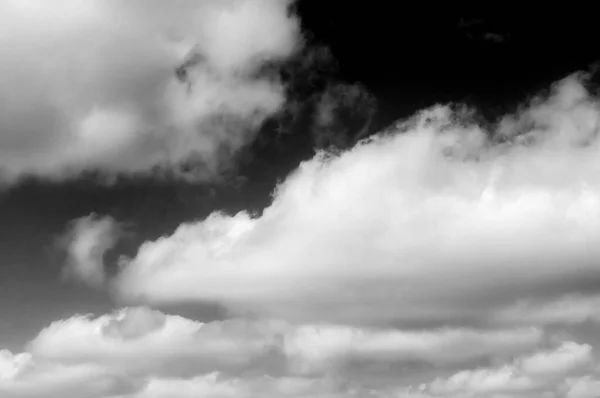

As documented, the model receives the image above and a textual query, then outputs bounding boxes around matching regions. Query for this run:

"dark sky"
[0,2,598,352]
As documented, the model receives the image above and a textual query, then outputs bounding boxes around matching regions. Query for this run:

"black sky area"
[300,5,599,115]
[1,3,599,349]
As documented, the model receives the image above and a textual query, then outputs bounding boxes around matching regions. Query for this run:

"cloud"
[3,306,600,397]
[563,375,600,398]
[98,72,600,328]
[3,347,363,398]
[25,307,541,379]
[60,214,120,288]
[0,0,301,184]
[0,349,135,398]
[423,341,593,396]
[27,307,286,377]
[121,374,369,398]
[47,69,600,397]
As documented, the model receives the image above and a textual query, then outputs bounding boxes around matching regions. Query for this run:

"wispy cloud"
[60,214,119,288]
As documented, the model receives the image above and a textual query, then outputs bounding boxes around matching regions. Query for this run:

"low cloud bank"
[1,306,597,397]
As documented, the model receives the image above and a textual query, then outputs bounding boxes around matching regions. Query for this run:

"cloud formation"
[2,306,598,398]
[50,71,600,397]
[94,72,600,329]
[0,0,301,184]
[25,307,542,379]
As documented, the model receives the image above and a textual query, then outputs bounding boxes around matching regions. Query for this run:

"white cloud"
[424,341,593,397]
[4,306,600,397]
[0,349,134,398]
[27,307,285,377]
[0,0,301,183]
[26,307,541,379]
[0,350,31,381]
[105,73,600,328]
[5,308,370,397]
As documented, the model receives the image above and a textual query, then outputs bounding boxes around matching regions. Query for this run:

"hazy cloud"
[495,294,600,326]
[61,214,119,288]
[312,82,377,150]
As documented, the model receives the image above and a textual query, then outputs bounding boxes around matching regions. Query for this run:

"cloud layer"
[2,306,599,398]
[0,0,301,183]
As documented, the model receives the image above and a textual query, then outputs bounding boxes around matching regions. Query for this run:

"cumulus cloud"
[27,307,286,377]
[60,214,120,288]
[4,307,597,398]
[23,307,541,380]
[49,70,600,396]
[0,0,301,183]
[4,306,600,397]
[95,72,600,329]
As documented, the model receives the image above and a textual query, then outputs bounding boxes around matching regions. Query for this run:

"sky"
[1,1,600,397]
